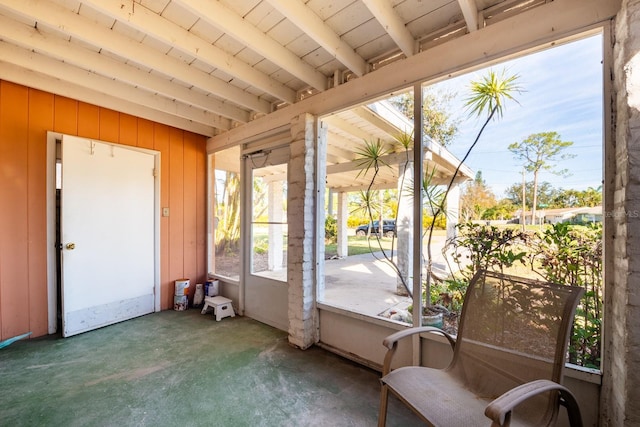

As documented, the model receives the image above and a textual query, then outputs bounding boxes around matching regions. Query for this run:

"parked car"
[355,219,396,237]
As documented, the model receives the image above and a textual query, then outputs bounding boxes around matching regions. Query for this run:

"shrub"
[533,222,602,368]
[446,222,529,282]
[423,214,446,230]
[325,216,337,244]
[443,221,603,369]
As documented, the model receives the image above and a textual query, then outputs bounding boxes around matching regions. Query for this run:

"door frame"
[241,144,290,331]
[46,131,161,334]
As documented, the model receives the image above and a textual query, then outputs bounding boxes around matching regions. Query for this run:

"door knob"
[65,243,76,250]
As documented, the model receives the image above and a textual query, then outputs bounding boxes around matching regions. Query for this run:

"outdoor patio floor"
[322,235,451,318]
[0,310,423,427]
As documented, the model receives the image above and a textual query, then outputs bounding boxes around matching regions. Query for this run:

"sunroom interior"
[0,0,637,425]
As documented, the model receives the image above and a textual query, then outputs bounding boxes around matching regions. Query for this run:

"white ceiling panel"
[213,34,252,58]
[189,19,225,45]
[266,17,306,47]
[323,1,374,36]
[245,1,285,32]
[219,0,262,17]
[306,0,358,21]
[161,1,199,30]
[139,0,170,14]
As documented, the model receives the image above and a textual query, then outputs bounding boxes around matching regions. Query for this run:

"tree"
[505,180,556,208]
[389,87,461,147]
[550,188,582,208]
[482,199,517,220]
[215,171,241,255]
[580,185,603,207]
[460,171,497,220]
[508,132,574,224]
[506,183,603,209]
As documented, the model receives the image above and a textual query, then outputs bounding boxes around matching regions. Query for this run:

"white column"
[268,180,284,271]
[336,192,348,258]
[602,6,640,425]
[396,161,413,296]
[446,182,460,241]
[287,113,322,349]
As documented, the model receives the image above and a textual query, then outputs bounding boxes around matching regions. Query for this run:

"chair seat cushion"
[382,367,532,427]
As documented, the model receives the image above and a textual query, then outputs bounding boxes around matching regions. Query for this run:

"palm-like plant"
[353,70,521,314]
[423,69,521,311]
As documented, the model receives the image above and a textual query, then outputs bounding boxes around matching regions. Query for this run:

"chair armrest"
[381,326,456,375]
[484,379,583,427]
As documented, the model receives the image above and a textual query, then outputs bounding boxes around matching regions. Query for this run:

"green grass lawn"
[325,235,398,257]
[325,229,447,257]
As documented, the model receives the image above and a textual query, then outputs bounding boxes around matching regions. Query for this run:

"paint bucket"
[173,295,188,311]
[174,279,190,296]
[206,279,219,297]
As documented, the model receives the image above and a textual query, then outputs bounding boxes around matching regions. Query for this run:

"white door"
[60,135,157,337]
[243,147,289,331]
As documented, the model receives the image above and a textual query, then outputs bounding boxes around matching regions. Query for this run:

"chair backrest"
[449,270,584,424]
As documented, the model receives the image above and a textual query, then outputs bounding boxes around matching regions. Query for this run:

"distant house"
[571,206,604,224]
[514,206,603,224]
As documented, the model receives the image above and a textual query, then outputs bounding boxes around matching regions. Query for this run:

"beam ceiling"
[0,0,610,141]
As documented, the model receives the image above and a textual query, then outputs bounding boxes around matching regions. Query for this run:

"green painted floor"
[0,310,422,426]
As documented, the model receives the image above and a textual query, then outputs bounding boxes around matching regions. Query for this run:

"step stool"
[201,296,235,321]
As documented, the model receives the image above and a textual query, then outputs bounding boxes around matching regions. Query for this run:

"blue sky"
[431,33,603,199]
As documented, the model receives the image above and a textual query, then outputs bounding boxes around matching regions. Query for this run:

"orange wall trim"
[0,80,208,341]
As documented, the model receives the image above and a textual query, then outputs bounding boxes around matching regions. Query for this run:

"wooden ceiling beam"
[0,0,271,113]
[361,0,416,57]
[266,0,369,77]
[0,41,230,130]
[458,0,481,32]
[322,115,378,143]
[0,60,214,136]
[352,106,403,139]
[0,15,248,124]
[173,0,328,92]
[81,0,296,104]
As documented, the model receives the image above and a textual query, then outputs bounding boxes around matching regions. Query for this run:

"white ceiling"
[0,0,545,138]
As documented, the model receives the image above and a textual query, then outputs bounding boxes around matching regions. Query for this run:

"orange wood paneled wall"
[0,80,208,341]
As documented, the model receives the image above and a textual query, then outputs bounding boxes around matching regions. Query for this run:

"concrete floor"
[0,310,422,427]
[323,235,451,316]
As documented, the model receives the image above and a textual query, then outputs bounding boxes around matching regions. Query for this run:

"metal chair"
[378,269,584,426]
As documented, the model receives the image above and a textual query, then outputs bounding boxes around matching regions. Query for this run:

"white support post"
[337,192,348,258]
[446,182,461,242]
[396,161,414,296]
[287,113,320,349]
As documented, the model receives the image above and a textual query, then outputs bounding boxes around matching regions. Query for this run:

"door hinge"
[153,168,157,177]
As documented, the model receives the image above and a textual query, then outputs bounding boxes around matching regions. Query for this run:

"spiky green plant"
[422,69,522,311]
[354,138,390,179]
[354,135,414,296]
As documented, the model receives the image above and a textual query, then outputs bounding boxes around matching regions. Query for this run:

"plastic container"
[174,279,190,296]
[422,312,443,328]
[206,279,219,297]
[173,295,188,311]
